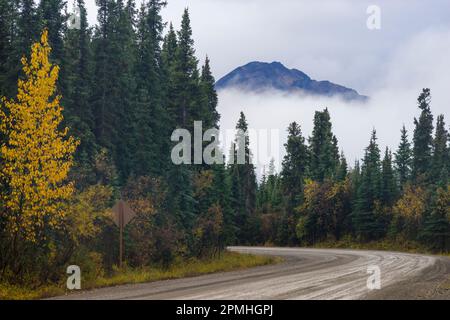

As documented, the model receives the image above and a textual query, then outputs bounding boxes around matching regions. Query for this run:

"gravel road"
[52,247,450,300]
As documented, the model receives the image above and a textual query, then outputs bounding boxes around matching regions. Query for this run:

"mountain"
[216,61,368,101]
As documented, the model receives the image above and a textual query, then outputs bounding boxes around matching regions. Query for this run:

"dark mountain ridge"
[216,61,368,101]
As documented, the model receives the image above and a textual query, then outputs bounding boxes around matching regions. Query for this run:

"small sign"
[111,200,136,227]
[110,199,136,268]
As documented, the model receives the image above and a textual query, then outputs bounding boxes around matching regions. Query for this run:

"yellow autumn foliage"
[0,30,79,242]
[65,185,113,245]
[393,184,426,223]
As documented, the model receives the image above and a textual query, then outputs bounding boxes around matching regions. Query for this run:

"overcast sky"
[82,0,450,172]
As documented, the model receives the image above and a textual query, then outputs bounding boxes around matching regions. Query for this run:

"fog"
[217,27,450,174]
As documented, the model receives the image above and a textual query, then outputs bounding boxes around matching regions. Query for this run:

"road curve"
[53,247,449,300]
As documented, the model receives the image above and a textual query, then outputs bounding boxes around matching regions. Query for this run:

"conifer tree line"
[257,91,449,251]
[0,0,449,287]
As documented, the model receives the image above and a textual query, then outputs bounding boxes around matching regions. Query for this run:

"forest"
[0,0,449,290]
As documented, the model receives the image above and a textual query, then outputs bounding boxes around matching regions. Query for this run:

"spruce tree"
[115,0,138,179]
[170,8,200,129]
[412,88,434,181]
[165,162,196,255]
[257,166,268,213]
[211,160,235,245]
[257,160,283,219]
[161,22,178,131]
[91,0,137,181]
[420,186,450,251]
[200,56,220,129]
[162,23,178,70]
[431,115,449,184]
[228,112,257,244]
[281,122,308,214]
[394,125,412,188]
[91,0,116,158]
[381,147,397,206]
[63,0,96,165]
[133,0,167,176]
[336,151,348,181]
[352,129,383,240]
[309,108,339,181]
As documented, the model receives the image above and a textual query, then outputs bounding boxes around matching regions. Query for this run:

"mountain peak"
[216,61,367,101]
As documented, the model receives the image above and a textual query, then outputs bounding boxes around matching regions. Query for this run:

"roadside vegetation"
[256,95,449,254]
[0,252,281,300]
[310,236,446,256]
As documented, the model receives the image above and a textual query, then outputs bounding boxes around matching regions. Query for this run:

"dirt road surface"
[52,247,450,300]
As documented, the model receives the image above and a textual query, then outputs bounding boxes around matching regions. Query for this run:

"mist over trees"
[0,0,449,288]
[256,89,449,250]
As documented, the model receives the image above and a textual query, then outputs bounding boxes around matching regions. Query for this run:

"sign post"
[111,200,136,268]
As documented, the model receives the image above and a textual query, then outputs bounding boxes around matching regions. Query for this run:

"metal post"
[119,200,123,269]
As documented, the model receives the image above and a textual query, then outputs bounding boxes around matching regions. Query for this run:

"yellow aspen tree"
[0,29,79,242]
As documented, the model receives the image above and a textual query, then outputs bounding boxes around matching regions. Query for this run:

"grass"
[94,252,281,288]
[0,284,64,300]
[0,251,282,300]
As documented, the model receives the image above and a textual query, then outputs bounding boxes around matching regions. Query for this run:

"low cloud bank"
[217,28,450,175]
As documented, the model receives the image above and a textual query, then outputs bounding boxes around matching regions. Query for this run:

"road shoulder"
[363,256,450,300]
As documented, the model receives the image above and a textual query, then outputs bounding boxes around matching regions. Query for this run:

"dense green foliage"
[257,89,449,251]
[0,0,235,285]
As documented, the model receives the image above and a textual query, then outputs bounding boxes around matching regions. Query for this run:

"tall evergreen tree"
[350,160,362,188]
[91,0,137,180]
[228,112,258,244]
[164,8,224,251]
[381,147,397,206]
[116,0,138,179]
[170,8,200,129]
[281,122,309,214]
[91,0,115,155]
[394,125,412,188]
[160,22,177,134]
[431,115,449,184]
[256,167,268,213]
[259,159,283,214]
[336,151,348,181]
[63,0,96,164]
[412,88,434,181]
[166,164,196,231]
[161,23,177,69]
[309,108,339,181]
[352,129,382,240]
[200,56,220,129]
[133,0,167,176]
[211,160,235,245]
